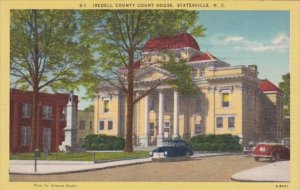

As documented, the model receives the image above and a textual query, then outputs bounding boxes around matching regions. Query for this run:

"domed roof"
[143,33,200,52]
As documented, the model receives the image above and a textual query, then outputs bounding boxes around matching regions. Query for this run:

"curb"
[10,160,152,175]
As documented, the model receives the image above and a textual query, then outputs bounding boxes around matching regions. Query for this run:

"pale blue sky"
[77,11,290,110]
[197,11,290,84]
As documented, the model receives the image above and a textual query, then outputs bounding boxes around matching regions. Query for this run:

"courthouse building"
[93,33,284,146]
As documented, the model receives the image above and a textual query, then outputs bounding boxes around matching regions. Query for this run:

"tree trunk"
[30,87,39,152]
[30,10,40,152]
[124,50,134,153]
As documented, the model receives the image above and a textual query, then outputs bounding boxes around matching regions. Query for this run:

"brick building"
[10,89,78,153]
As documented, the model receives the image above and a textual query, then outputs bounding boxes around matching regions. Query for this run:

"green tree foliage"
[84,105,94,112]
[10,10,92,151]
[78,10,205,152]
[162,56,198,96]
[279,73,290,116]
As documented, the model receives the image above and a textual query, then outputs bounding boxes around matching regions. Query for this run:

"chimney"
[248,65,257,72]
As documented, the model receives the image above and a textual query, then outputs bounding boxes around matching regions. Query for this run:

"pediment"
[135,66,172,82]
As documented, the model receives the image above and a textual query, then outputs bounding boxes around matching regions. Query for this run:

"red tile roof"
[258,79,283,93]
[189,53,214,62]
[144,33,200,52]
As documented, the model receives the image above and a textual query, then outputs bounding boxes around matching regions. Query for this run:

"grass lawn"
[10,151,149,162]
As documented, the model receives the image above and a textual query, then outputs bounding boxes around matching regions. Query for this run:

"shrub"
[189,134,242,152]
[83,134,125,150]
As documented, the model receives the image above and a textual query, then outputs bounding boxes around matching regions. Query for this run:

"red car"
[252,143,290,162]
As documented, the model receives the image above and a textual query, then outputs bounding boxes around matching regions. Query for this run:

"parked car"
[149,139,193,159]
[252,143,290,162]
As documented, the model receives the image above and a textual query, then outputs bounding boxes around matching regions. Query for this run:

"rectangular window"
[149,97,154,111]
[104,100,110,113]
[79,120,85,130]
[149,123,155,136]
[108,121,113,130]
[195,124,203,134]
[228,117,235,128]
[175,51,181,59]
[22,103,32,118]
[21,126,31,146]
[43,128,51,152]
[222,93,229,108]
[216,117,223,128]
[42,105,53,119]
[89,121,93,130]
[196,97,201,113]
[99,120,105,130]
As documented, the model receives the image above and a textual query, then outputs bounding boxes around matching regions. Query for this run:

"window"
[104,100,110,113]
[149,123,155,136]
[196,97,201,113]
[89,121,93,130]
[21,126,31,146]
[79,120,85,130]
[108,121,113,130]
[149,97,155,111]
[195,124,203,134]
[42,105,52,119]
[222,93,229,108]
[216,117,223,128]
[146,56,152,63]
[43,128,51,152]
[228,117,235,128]
[99,120,105,130]
[175,51,181,60]
[161,54,167,61]
[176,141,186,147]
[22,103,32,118]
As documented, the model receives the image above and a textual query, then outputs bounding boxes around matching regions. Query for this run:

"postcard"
[0,0,299,190]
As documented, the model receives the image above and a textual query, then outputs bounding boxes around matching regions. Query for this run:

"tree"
[84,105,94,112]
[79,10,205,152]
[10,10,92,151]
[279,73,290,116]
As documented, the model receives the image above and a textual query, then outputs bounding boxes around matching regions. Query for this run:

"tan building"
[93,33,284,147]
[77,110,94,145]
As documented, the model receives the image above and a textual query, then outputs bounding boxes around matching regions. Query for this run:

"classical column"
[157,90,164,146]
[140,95,149,147]
[172,91,179,139]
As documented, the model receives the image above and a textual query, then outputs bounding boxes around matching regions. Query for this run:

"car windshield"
[162,141,176,147]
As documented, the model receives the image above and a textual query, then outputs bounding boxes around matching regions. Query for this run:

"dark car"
[149,139,193,159]
[252,143,290,162]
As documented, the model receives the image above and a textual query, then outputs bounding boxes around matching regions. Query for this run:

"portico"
[140,89,180,147]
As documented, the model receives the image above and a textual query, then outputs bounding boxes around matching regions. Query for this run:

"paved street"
[10,155,269,182]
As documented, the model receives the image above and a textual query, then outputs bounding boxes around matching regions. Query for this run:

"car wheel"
[255,157,259,161]
[185,151,192,157]
[273,153,280,162]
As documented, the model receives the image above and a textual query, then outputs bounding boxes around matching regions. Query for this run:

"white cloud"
[219,34,289,52]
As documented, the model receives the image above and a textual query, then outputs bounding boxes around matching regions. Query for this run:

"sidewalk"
[231,161,290,182]
[10,158,152,175]
[10,152,235,175]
